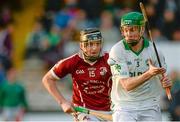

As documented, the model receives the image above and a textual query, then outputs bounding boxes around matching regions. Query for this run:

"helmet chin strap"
[127,40,139,47]
[80,48,100,63]
[127,35,142,47]
[80,42,102,63]
[83,52,100,62]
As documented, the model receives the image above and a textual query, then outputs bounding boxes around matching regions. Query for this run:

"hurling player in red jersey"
[42,28,112,121]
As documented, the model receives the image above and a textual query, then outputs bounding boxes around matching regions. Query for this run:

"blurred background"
[0,0,180,121]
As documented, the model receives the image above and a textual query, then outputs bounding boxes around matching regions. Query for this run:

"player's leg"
[2,107,15,121]
[138,105,162,121]
[15,107,25,122]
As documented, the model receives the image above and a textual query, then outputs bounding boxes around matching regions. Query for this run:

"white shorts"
[113,105,162,122]
[2,107,22,121]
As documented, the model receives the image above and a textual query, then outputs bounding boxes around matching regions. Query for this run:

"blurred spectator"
[114,0,137,10]
[170,90,180,120]
[170,71,180,94]
[175,0,180,21]
[64,0,79,16]
[0,63,28,121]
[44,0,64,12]
[0,56,7,108]
[0,55,12,83]
[158,9,178,40]
[39,10,54,33]
[144,3,158,28]
[75,9,95,30]
[54,9,73,29]
[0,61,5,85]
[0,55,12,108]
[25,20,47,59]
[61,18,79,43]
[103,0,116,13]
[100,10,121,52]
[165,0,177,12]
[0,18,13,59]
[168,70,180,120]
[0,55,12,70]
[60,18,80,57]
[151,27,168,41]
[0,0,23,12]
[1,6,13,25]
[42,25,64,68]
[172,29,180,41]
[44,25,61,47]
[78,0,103,24]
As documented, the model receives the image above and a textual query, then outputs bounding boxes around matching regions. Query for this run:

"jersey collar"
[123,37,149,55]
[78,50,105,65]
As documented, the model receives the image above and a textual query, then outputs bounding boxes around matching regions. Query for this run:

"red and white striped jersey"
[51,52,112,111]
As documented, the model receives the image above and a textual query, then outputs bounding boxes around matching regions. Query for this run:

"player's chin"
[90,52,99,56]
[127,38,137,41]
[91,54,99,57]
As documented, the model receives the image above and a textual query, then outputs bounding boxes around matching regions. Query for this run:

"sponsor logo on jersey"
[83,85,105,94]
[127,61,132,65]
[120,71,128,76]
[76,70,85,74]
[82,80,105,94]
[129,72,143,77]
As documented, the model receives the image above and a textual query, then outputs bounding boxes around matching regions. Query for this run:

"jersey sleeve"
[50,55,76,79]
[108,45,129,80]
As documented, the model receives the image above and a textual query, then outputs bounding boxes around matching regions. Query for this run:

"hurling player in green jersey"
[108,12,172,121]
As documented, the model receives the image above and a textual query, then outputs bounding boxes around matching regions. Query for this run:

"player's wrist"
[144,71,153,80]
[57,99,66,105]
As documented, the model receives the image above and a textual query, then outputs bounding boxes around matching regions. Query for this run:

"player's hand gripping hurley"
[74,106,112,121]
[139,2,172,100]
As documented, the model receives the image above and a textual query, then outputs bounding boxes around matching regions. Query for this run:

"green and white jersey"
[108,38,167,108]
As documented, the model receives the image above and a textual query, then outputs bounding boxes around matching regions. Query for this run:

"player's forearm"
[120,71,152,91]
[42,73,66,104]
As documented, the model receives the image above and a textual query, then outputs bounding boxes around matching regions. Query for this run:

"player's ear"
[80,42,83,48]
[140,26,145,35]
[120,27,124,36]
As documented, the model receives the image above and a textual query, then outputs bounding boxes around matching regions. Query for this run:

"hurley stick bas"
[139,2,172,100]
[74,106,112,121]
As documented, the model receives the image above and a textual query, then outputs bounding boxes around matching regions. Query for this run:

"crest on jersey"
[100,67,107,76]
[115,64,121,73]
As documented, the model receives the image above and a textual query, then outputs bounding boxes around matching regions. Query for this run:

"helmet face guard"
[121,12,145,46]
[80,28,103,62]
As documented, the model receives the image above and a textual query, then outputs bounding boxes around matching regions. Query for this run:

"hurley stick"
[74,106,112,121]
[140,2,172,100]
